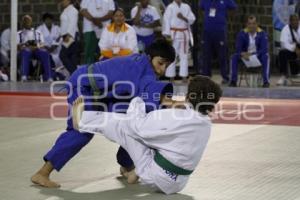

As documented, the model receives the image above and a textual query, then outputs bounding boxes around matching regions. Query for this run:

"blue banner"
[273,0,298,30]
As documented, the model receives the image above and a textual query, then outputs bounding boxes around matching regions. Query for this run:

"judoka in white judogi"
[163,0,195,78]
[78,97,211,194]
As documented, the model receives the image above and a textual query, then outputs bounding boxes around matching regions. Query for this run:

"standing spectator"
[200,0,237,84]
[80,0,115,64]
[37,13,69,80]
[149,0,167,20]
[131,0,161,52]
[163,0,195,82]
[230,16,270,88]
[277,14,300,85]
[1,27,11,68]
[99,8,138,60]
[59,0,80,75]
[17,15,53,82]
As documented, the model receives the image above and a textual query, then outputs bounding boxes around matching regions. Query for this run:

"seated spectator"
[277,14,300,85]
[99,8,138,60]
[37,13,69,80]
[230,15,270,87]
[17,15,53,82]
[1,27,11,68]
[131,0,161,52]
[150,0,167,16]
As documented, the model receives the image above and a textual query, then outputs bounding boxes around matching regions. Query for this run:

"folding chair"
[238,62,262,87]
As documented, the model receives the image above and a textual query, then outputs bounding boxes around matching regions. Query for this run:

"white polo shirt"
[81,0,115,38]
[280,24,300,52]
[131,5,161,36]
[248,33,257,54]
[60,4,79,39]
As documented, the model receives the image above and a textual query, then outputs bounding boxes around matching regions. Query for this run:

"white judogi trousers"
[79,97,211,194]
[165,29,189,78]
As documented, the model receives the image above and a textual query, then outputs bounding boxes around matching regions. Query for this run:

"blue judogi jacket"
[68,53,173,112]
[235,27,269,57]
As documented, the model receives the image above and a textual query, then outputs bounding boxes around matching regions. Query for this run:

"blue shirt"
[200,0,237,31]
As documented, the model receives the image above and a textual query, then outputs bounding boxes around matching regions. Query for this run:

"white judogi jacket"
[79,97,211,194]
[37,24,66,70]
[162,1,195,40]
[37,24,61,48]
[280,24,300,52]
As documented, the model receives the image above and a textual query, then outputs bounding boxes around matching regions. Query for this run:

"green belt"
[88,64,101,97]
[154,150,194,175]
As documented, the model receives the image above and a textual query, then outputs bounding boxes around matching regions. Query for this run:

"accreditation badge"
[209,8,216,17]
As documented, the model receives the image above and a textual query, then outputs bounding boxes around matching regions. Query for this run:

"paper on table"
[241,55,262,68]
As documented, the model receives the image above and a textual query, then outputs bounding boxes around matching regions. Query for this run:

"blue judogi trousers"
[202,30,229,81]
[137,34,155,52]
[230,53,269,84]
[20,48,52,80]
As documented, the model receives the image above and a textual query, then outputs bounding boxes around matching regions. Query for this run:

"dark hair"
[71,0,81,10]
[113,7,125,15]
[145,38,176,63]
[187,76,222,115]
[42,13,54,21]
[247,15,256,22]
[290,14,299,21]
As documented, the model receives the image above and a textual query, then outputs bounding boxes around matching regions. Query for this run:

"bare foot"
[125,169,139,184]
[31,173,61,188]
[72,96,84,130]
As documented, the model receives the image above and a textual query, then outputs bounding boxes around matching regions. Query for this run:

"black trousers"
[60,34,80,75]
[278,49,299,75]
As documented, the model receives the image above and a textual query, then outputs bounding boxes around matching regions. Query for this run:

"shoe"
[262,82,270,88]
[276,76,286,86]
[229,81,237,87]
[0,72,8,81]
[221,79,229,85]
[21,76,27,82]
[182,77,188,83]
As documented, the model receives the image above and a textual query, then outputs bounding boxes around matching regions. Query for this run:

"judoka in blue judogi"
[31,39,176,188]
